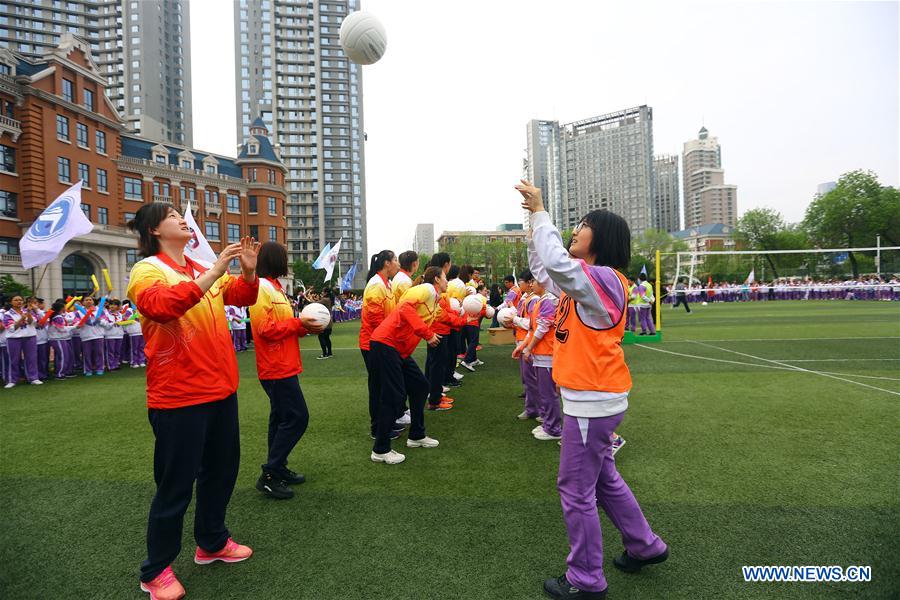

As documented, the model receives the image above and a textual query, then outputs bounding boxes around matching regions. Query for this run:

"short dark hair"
[422,266,442,285]
[51,300,66,314]
[503,275,515,284]
[399,250,418,271]
[257,241,288,279]
[127,202,172,257]
[458,265,473,282]
[429,252,451,268]
[518,268,534,282]
[447,265,460,280]
[581,209,631,270]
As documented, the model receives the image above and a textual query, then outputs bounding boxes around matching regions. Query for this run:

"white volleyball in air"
[462,295,484,317]
[300,302,332,328]
[497,307,516,328]
[484,305,496,319]
[339,11,387,65]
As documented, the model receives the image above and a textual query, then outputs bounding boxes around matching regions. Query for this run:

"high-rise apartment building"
[1,0,192,145]
[234,0,367,288]
[525,119,563,227]
[412,223,434,258]
[682,126,737,228]
[653,154,680,233]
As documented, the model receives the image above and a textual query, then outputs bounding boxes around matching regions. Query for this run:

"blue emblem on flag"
[25,196,72,242]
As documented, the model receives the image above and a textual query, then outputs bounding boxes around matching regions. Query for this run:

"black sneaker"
[612,547,669,573]
[255,473,294,499]
[542,575,606,599]
[273,468,306,485]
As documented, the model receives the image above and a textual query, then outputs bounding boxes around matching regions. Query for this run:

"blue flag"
[312,243,331,269]
[640,264,648,277]
[340,263,358,292]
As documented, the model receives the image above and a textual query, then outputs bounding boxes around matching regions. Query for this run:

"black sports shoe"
[273,468,305,485]
[542,575,606,599]
[613,547,669,573]
[256,472,294,499]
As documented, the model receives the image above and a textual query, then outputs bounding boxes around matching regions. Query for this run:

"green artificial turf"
[1,301,898,599]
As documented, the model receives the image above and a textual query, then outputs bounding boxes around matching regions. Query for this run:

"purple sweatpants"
[51,339,73,378]
[105,337,123,370]
[37,342,49,380]
[558,413,666,592]
[81,338,105,373]
[626,307,636,332]
[535,365,562,436]
[130,334,146,366]
[0,345,6,384]
[520,356,540,417]
[638,307,656,335]
[122,335,131,363]
[232,329,247,352]
[6,336,38,384]
[72,337,83,371]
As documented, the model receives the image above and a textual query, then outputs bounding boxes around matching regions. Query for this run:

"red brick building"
[0,35,286,301]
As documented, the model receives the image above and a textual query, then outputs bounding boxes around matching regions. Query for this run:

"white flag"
[323,238,342,282]
[312,243,332,269]
[182,198,217,264]
[20,181,94,269]
[745,269,755,284]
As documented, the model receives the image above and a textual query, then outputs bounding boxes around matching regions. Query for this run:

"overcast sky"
[191,0,899,255]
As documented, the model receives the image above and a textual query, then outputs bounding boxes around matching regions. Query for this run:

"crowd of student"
[0,293,146,388]
[664,276,900,305]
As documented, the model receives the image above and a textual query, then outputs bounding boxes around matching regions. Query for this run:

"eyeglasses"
[573,221,588,234]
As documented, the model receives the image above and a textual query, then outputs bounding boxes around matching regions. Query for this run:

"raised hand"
[514,179,545,214]
[238,236,261,280]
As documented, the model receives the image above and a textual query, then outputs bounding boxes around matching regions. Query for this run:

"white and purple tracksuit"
[2,308,39,384]
[79,311,106,375]
[100,309,126,370]
[0,310,8,384]
[528,210,666,593]
[227,305,248,351]
[34,310,50,380]
[123,311,145,367]
[530,293,562,437]
[513,294,540,418]
[48,314,76,378]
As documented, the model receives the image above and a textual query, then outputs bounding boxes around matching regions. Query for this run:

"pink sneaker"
[194,537,253,564]
[140,566,185,600]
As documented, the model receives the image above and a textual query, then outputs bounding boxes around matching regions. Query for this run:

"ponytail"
[366,250,395,281]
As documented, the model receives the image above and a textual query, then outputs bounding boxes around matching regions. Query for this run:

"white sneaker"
[474,359,484,366]
[132,364,140,369]
[371,450,406,464]
[461,361,476,372]
[442,385,450,393]
[4,383,14,389]
[534,429,562,441]
[29,380,43,385]
[395,410,411,426]
[516,410,532,420]
[452,372,464,381]
[531,425,543,435]
[406,436,439,448]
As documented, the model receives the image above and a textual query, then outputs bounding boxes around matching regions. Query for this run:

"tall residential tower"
[682,126,737,228]
[234,0,367,287]
[1,0,193,145]
[653,154,680,233]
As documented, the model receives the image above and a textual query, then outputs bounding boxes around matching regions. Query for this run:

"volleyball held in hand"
[339,11,387,65]
[484,305,496,319]
[301,303,332,328]
[497,307,516,327]
[449,297,462,315]
[462,295,484,317]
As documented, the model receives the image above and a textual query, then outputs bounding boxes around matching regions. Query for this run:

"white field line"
[687,340,900,397]
[667,336,900,343]
[771,358,900,362]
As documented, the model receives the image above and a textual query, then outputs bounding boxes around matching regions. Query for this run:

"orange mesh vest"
[530,295,556,356]
[515,293,533,343]
[552,269,632,393]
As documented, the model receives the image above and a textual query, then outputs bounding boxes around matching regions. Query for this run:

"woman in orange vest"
[516,181,668,600]
[249,242,326,500]
[126,203,260,600]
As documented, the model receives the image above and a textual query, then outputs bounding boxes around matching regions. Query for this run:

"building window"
[249,225,258,240]
[95,130,106,154]
[0,237,19,256]
[205,221,220,241]
[61,253,94,297]
[83,88,94,111]
[268,197,277,216]
[226,193,240,213]
[269,226,277,242]
[248,167,257,182]
[98,206,108,225]
[181,159,192,169]
[248,195,257,213]
[124,176,143,200]
[155,154,166,164]
[76,122,89,147]
[78,163,90,187]
[81,203,90,219]
[57,157,71,182]
[0,145,14,172]
[56,115,69,141]
[0,191,17,218]
[227,223,240,242]
[126,248,139,266]
[180,186,195,201]
[97,168,108,192]
[62,78,74,102]
[153,182,170,198]
[268,169,276,184]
